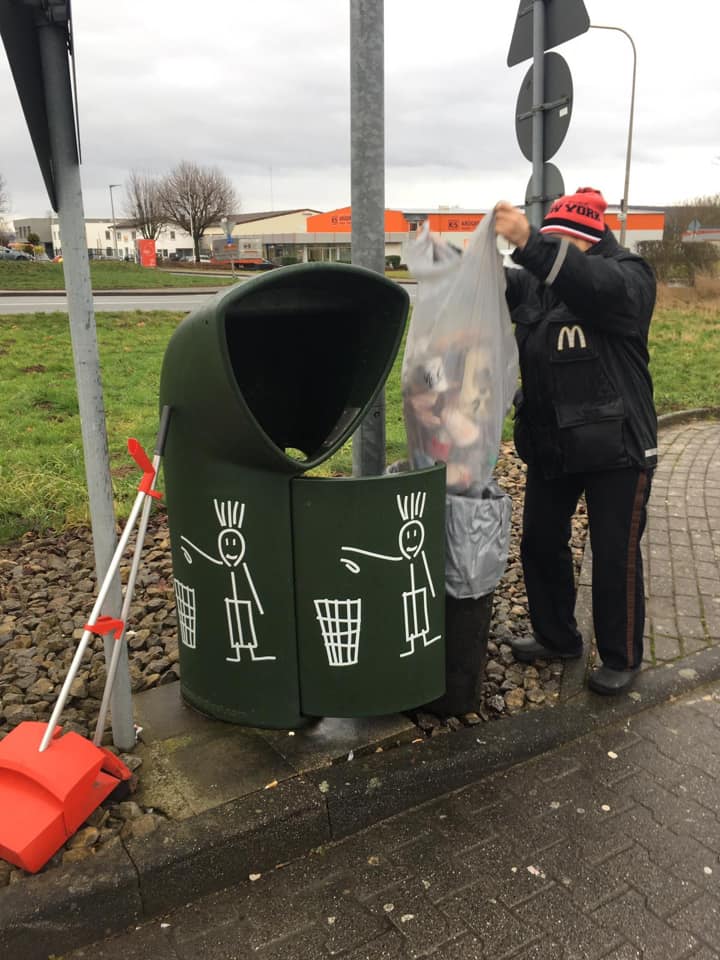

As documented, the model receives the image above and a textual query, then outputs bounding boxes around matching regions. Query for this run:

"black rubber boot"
[422,592,493,717]
[510,635,583,664]
[588,665,640,696]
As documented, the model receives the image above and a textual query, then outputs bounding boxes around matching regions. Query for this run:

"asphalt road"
[0,293,219,314]
[0,282,417,315]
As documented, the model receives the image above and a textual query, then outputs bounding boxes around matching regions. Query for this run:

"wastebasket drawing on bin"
[159,262,447,727]
[314,598,362,667]
[173,580,197,649]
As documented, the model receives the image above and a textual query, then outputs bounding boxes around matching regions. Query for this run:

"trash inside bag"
[445,480,512,599]
[402,213,518,496]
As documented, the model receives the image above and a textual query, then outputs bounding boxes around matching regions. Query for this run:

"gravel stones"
[0,523,177,744]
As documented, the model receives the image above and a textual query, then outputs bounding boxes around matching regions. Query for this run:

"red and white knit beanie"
[539,187,608,244]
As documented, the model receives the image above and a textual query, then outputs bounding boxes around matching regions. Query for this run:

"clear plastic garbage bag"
[402,213,519,496]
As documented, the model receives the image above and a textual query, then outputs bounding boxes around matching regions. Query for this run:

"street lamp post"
[221,215,235,275]
[590,24,637,247]
[109,183,121,258]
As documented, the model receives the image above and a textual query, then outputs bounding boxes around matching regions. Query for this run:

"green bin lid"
[160,262,409,473]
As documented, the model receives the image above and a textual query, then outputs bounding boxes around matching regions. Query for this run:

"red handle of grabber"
[127,438,163,499]
[84,614,125,640]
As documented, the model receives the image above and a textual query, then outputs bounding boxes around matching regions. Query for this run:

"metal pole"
[37,21,135,750]
[528,0,546,227]
[590,25,636,247]
[350,0,386,477]
[109,183,120,258]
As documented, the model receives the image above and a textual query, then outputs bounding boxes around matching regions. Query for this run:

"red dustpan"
[0,414,169,873]
[0,723,131,874]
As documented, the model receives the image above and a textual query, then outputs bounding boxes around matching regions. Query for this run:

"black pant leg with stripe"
[521,468,585,654]
[521,466,652,669]
[584,467,652,671]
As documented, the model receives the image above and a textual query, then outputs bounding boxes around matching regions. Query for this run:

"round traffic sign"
[525,162,565,218]
[515,52,573,163]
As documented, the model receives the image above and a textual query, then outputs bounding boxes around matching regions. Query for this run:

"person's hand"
[494,201,531,249]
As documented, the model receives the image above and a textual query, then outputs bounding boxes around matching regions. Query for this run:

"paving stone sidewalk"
[570,417,720,689]
[640,419,720,663]
[67,675,720,960]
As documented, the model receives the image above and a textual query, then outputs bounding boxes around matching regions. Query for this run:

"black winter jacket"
[506,226,657,478]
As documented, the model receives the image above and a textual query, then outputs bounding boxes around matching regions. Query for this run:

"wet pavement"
[67,676,720,960]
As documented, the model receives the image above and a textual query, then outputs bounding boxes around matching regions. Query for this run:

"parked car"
[213,257,277,271]
[238,258,277,271]
[0,245,33,261]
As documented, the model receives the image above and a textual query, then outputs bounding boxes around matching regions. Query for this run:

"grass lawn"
[0,260,235,291]
[0,291,718,542]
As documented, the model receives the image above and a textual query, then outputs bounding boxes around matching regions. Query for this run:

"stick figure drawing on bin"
[340,491,440,658]
[179,499,276,663]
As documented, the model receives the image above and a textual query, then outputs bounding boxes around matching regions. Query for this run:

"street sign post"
[0,0,134,749]
[507,0,590,67]
[350,0,386,478]
[507,0,588,226]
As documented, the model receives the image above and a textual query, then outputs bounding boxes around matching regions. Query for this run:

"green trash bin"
[159,262,446,728]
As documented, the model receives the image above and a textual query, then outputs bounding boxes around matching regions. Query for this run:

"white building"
[11,209,319,261]
[10,216,197,260]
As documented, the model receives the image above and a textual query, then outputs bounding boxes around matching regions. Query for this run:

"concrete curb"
[657,407,720,426]
[307,642,720,839]
[0,778,330,960]
[2,408,718,959]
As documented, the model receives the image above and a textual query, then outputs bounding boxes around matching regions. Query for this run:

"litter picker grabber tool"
[0,407,171,874]
[92,405,172,749]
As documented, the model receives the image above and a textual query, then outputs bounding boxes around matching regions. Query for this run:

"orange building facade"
[229,205,665,266]
[307,206,664,240]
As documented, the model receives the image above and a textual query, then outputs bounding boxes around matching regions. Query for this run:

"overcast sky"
[1,0,719,220]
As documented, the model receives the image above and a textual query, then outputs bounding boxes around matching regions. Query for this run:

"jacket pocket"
[555,398,629,472]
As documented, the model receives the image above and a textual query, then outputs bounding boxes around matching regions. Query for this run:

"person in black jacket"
[494,188,657,695]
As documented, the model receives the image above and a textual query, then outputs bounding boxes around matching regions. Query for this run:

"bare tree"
[124,171,166,240]
[158,161,237,261]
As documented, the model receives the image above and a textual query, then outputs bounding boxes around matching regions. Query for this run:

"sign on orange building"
[307,207,408,233]
[426,214,486,232]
